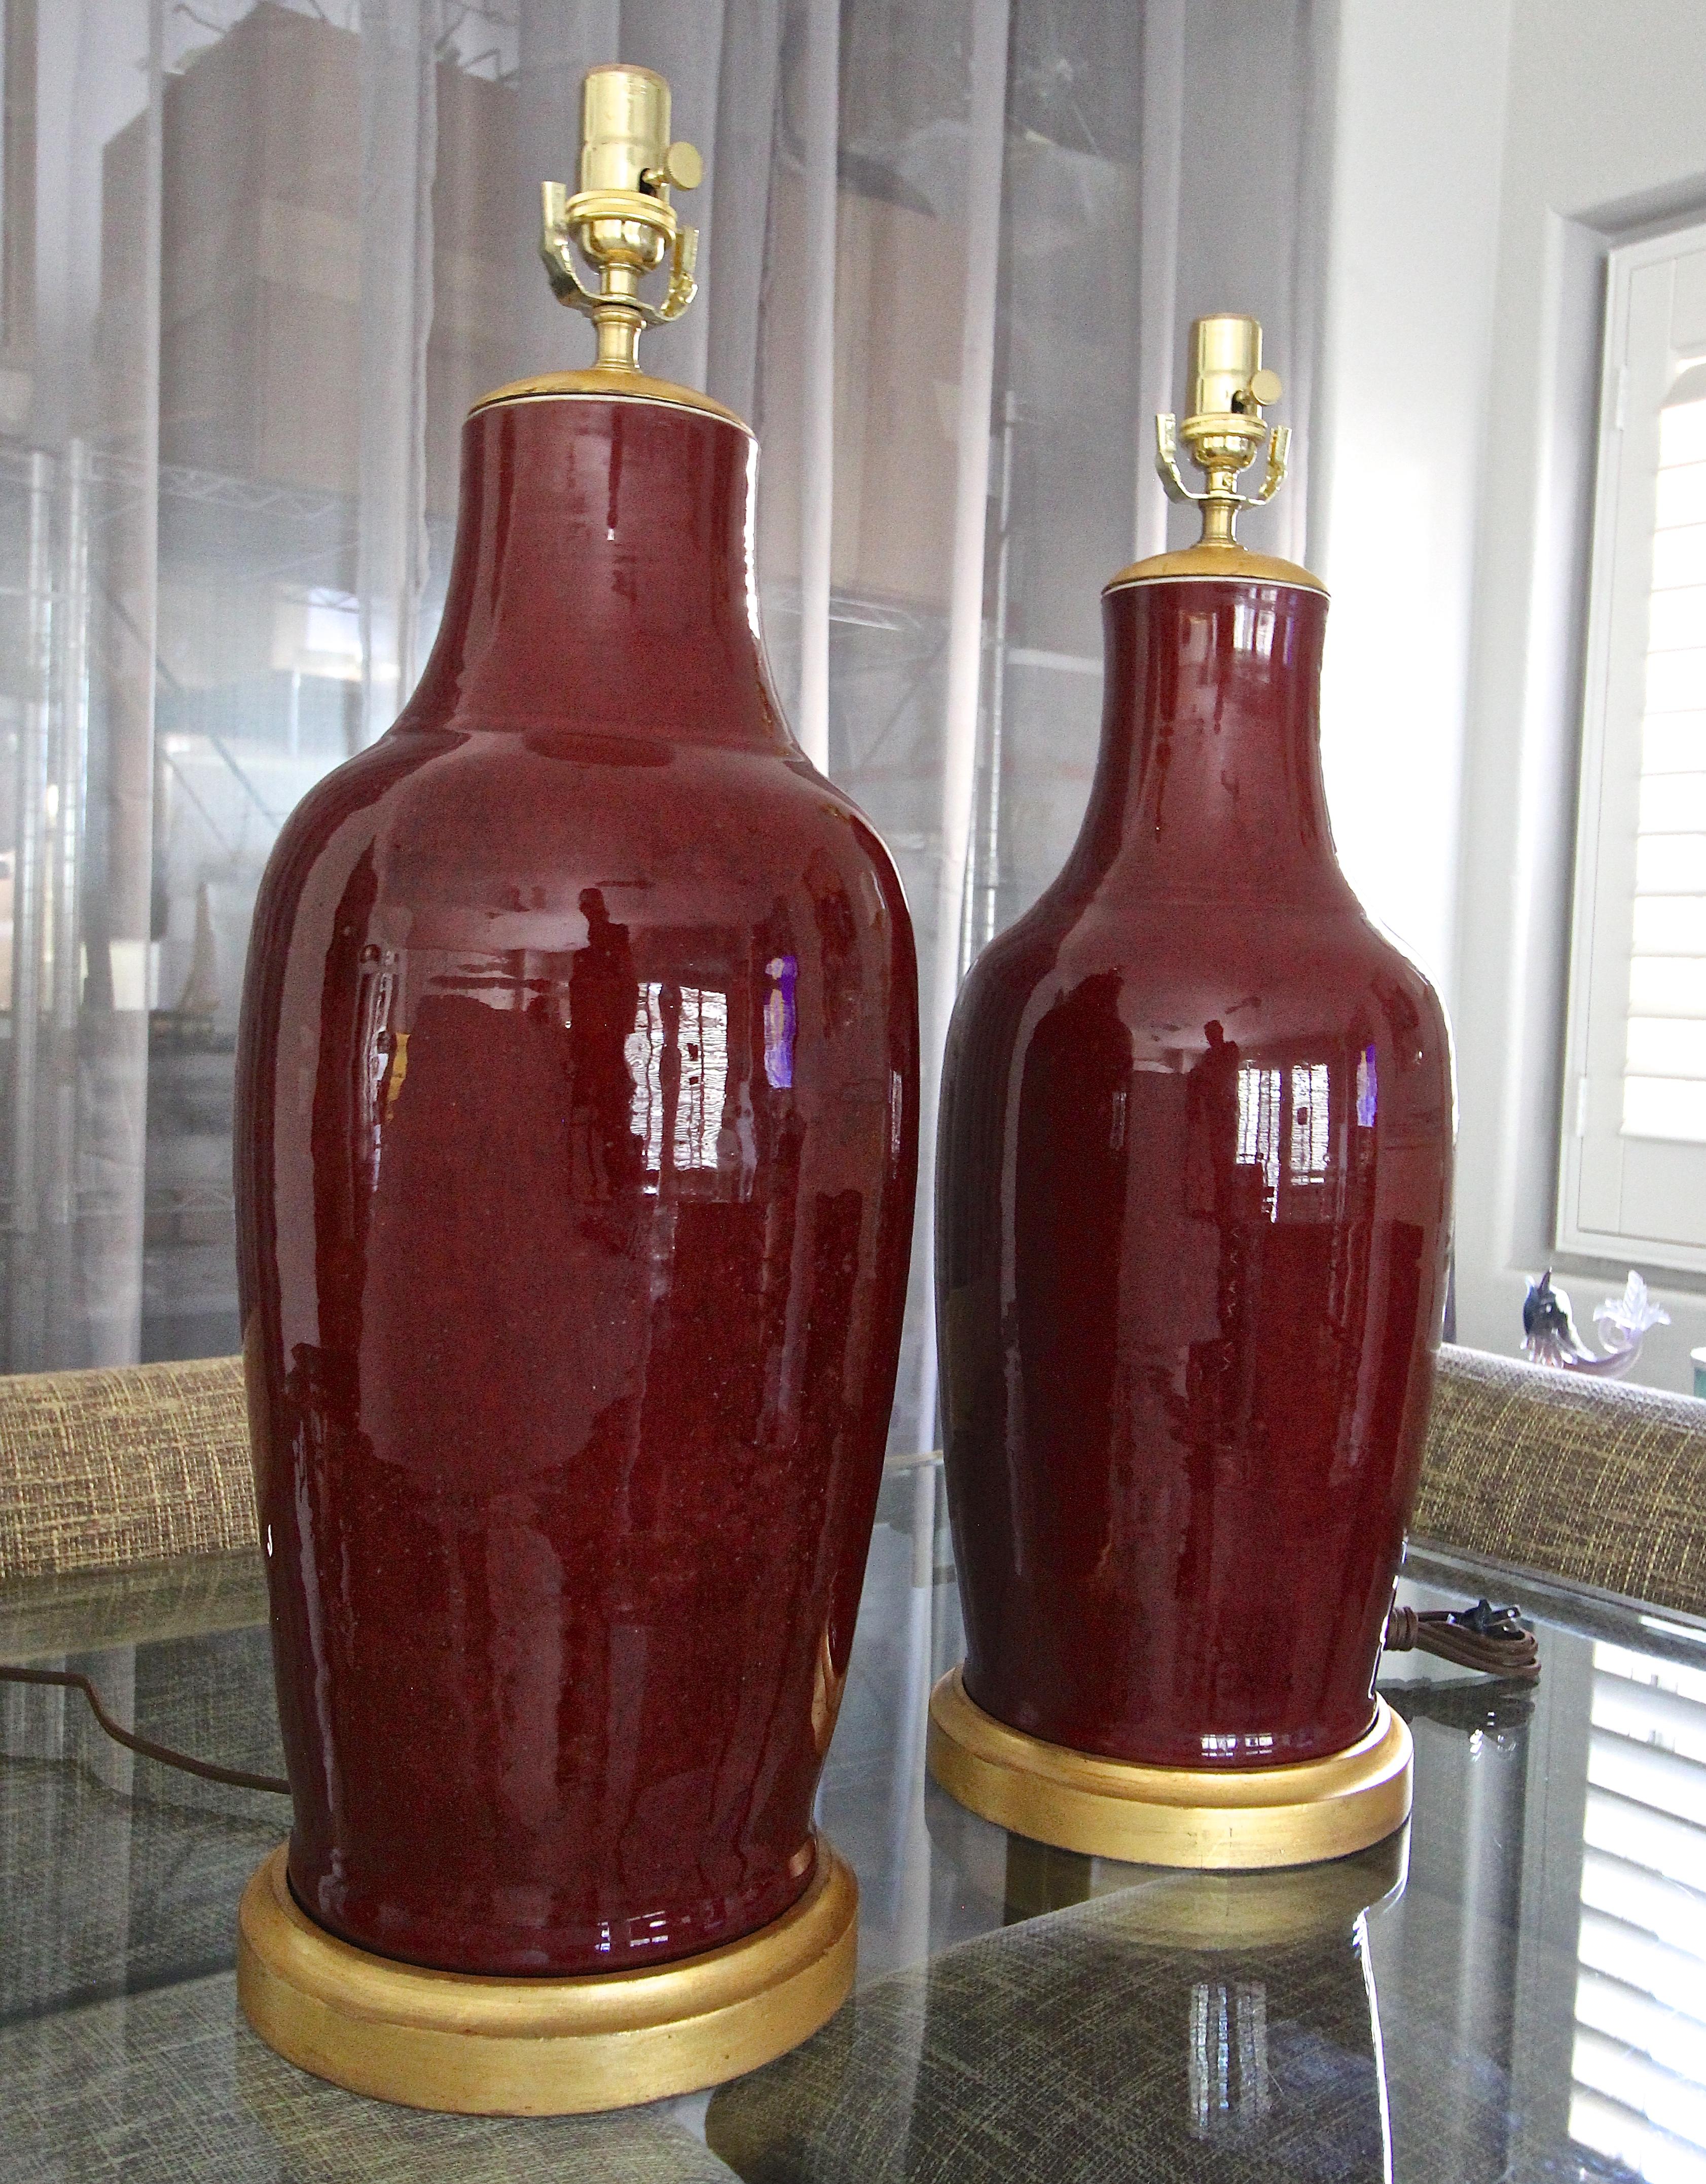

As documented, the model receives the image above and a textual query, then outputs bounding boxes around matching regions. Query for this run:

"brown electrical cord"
[0,1663,291,1795]
[0,1593,1536,1796]
[1384,1599,1541,1683]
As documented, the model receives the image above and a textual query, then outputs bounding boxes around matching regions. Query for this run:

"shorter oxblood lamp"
[928,315,1455,1870]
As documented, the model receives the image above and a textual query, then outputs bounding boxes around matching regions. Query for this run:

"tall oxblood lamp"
[232,65,919,2113]
[929,317,1453,1867]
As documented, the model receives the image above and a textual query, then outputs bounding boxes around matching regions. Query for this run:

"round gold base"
[927,1666,1411,1870]
[237,1838,858,2116]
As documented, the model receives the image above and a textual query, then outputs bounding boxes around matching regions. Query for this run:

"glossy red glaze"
[937,576,1452,1770]
[235,392,919,1976]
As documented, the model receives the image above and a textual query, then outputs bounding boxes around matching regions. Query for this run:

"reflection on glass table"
[1,1453,1702,2181]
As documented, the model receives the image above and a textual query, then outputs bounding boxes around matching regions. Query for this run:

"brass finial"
[1155,315,1290,547]
[539,65,703,372]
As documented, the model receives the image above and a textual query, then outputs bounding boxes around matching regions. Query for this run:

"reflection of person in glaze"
[569,887,641,1199]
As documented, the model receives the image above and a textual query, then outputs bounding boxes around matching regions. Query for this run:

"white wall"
[1318,0,1706,1394]
[1315,0,1511,1001]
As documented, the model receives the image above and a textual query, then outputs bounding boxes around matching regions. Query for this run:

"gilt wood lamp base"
[236,1838,857,2116]
[927,1666,1412,1870]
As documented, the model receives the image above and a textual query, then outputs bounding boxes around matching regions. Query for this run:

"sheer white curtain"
[0,0,1337,1429]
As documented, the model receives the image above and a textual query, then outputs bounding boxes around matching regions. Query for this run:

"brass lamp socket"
[539,64,703,372]
[1156,312,1291,546]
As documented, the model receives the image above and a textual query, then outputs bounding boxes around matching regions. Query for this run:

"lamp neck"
[404,396,781,750]
[1073,580,1346,899]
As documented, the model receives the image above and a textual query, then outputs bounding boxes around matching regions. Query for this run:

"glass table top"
[1,1454,1702,2182]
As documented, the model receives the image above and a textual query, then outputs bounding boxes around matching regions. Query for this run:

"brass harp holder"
[1155,314,1290,546]
[539,64,703,371]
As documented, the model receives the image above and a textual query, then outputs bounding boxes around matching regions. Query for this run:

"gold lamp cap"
[1105,313,1324,595]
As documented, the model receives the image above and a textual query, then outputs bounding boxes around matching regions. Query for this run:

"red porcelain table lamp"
[233,64,918,2113]
[929,316,1453,1868]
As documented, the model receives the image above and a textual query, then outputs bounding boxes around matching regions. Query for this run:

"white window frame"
[1559,219,1706,1277]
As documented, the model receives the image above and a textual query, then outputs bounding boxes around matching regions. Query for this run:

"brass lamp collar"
[539,64,703,373]
[1155,313,1290,547]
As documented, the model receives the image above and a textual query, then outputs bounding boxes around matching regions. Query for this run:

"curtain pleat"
[912,0,1009,1449]
[702,0,781,426]
[1133,0,1183,563]
[619,5,726,397]
[3,0,161,1373]
[357,0,438,748]
[790,0,840,774]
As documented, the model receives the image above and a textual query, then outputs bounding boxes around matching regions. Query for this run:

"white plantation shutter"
[1625,390,1706,1142]
[1562,223,1706,1272]
[1569,1640,1706,2180]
